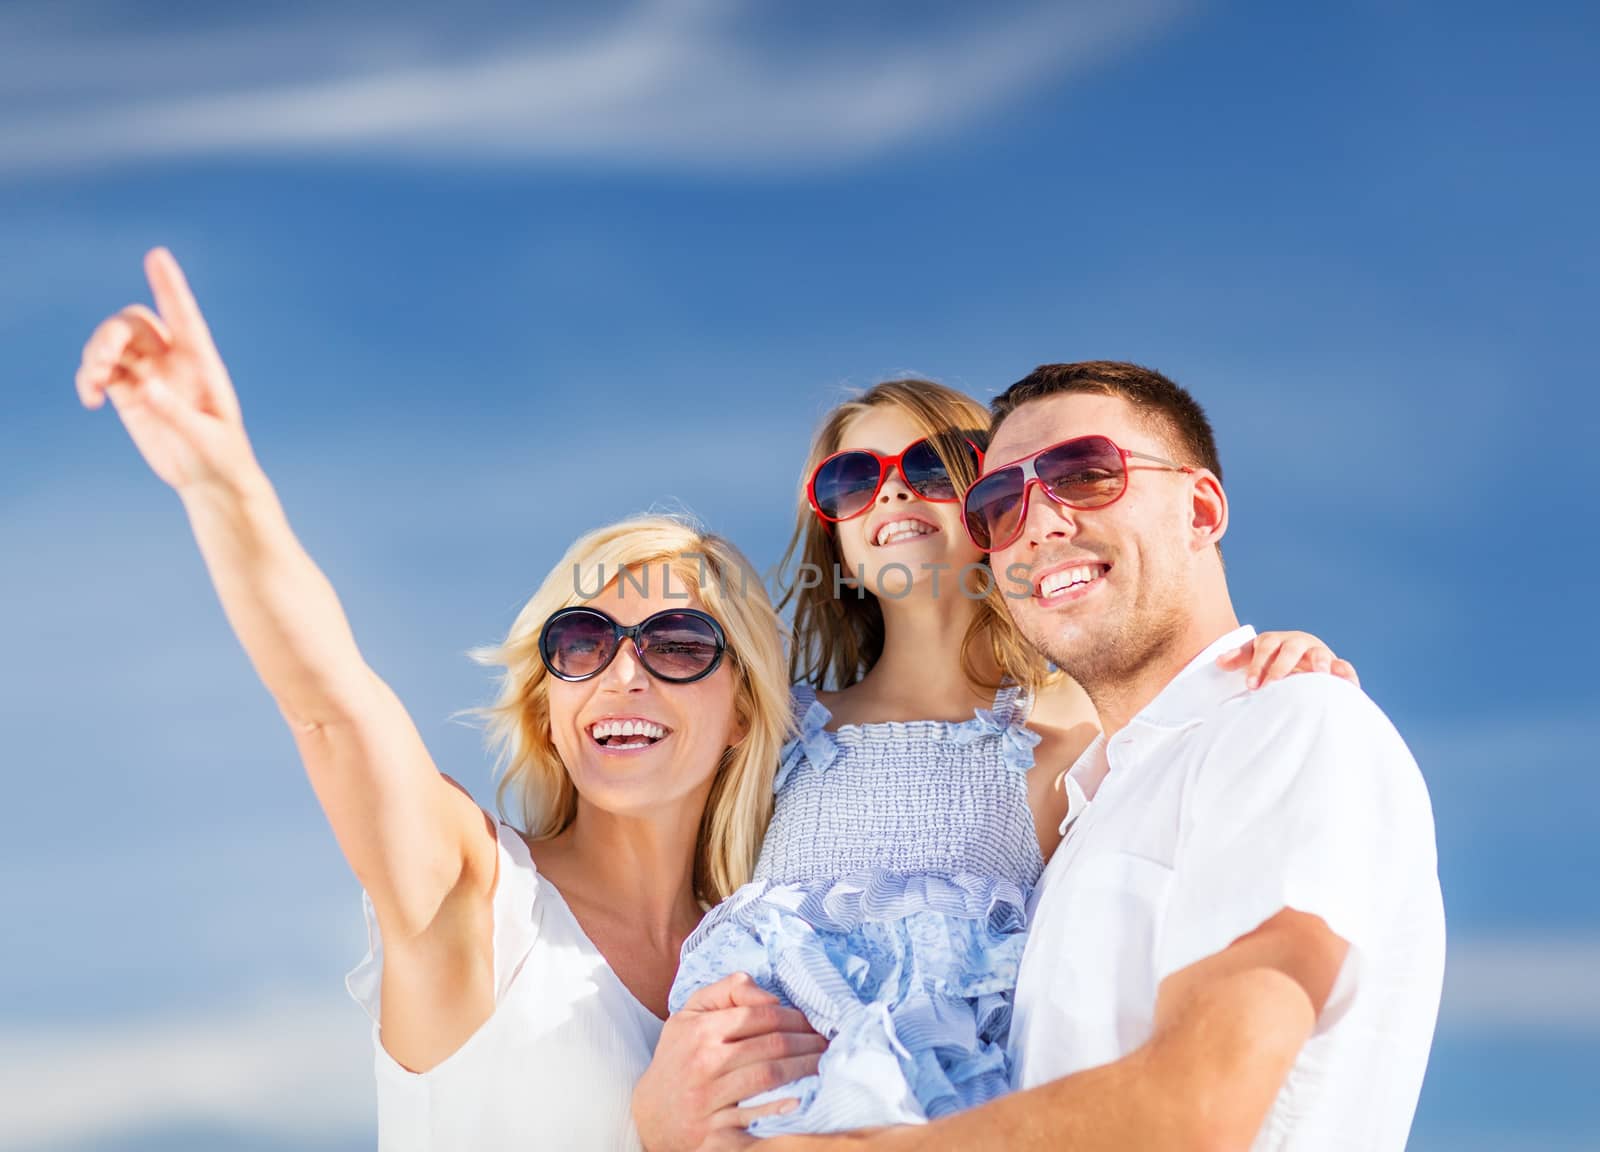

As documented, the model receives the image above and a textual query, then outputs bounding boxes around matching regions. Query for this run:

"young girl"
[666,380,1352,1135]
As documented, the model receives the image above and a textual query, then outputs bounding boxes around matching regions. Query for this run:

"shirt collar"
[1130,624,1257,731]
[1056,624,1258,820]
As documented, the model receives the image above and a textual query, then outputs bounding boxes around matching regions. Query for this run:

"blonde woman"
[641,379,1354,1146]
[73,249,817,1151]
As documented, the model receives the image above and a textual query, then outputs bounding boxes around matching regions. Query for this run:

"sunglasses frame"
[962,434,1195,552]
[806,436,987,524]
[539,606,728,684]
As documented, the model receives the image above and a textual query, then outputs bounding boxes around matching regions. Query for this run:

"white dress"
[346,820,665,1151]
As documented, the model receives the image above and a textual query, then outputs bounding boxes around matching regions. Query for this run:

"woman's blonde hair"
[779,378,1058,697]
[467,515,792,904]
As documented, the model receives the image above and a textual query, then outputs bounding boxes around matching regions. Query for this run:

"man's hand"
[634,973,827,1152]
[751,909,1350,1152]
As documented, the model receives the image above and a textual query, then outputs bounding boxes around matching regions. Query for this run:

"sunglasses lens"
[638,612,724,681]
[812,452,883,520]
[964,467,1027,551]
[542,610,617,679]
[900,438,967,502]
[1038,436,1127,508]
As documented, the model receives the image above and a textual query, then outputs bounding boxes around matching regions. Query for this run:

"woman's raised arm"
[75,248,494,945]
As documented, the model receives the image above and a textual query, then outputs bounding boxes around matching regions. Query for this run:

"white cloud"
[1438,938,1600,1034]
[0,996,372,1150]
[0,0,1186,178]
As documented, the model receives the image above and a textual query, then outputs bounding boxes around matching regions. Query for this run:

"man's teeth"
[1039,565,1106,597]
[875,519,937,546]
[590,719,668,747]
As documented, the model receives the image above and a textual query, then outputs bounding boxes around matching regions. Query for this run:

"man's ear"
[1189,470,1228,551]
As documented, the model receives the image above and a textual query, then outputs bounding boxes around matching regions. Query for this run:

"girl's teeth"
[876,520,935,545]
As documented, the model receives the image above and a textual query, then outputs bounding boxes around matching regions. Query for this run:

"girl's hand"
[75,247,257,494]
[1217,631,1359,690]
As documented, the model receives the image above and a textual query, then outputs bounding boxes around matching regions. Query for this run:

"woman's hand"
[634,973,826,1152]
[75,247,258,495]
[1217,631,1359,690]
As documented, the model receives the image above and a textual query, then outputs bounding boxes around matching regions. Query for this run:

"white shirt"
[346,820,664,1151]
[1009,626,1446,1151]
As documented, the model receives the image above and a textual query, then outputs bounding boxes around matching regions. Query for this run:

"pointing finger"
[144,247,244,423]
[145,247,217,358]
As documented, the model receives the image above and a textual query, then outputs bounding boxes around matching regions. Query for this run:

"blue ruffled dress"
[668,682,1045,1135]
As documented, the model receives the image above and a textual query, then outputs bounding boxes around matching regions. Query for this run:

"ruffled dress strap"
[989,682,1028,728]
[952,682,1041,774]
[775,683,840,793]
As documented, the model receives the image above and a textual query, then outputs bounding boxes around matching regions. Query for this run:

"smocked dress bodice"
[755,682,1043,887]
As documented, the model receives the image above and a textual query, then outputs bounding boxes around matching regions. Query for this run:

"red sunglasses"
[807,436,985,524]
[962,434,1194,552]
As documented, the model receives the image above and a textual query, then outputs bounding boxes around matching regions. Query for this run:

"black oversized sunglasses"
[539,607,727,684]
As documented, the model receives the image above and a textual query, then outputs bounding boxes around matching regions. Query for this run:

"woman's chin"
[569,756,715,821]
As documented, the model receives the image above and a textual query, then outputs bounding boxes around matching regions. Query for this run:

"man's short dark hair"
[990,361,1222,481]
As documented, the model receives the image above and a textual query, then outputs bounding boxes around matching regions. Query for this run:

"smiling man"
[952,361,1445,1150]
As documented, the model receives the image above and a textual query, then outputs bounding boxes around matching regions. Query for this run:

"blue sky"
[2,1,1597,1147]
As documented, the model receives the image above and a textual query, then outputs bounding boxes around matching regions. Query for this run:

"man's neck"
[1091,605,1241,739]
